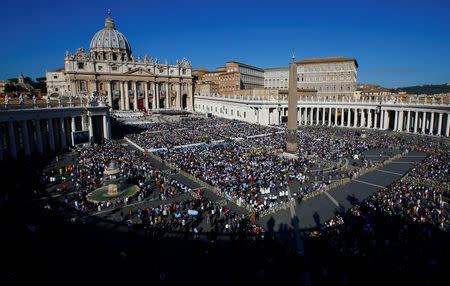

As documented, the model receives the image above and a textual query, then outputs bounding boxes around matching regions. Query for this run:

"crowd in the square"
[125,193,266,240]
[39,140,192,213]
[309,150,449,284]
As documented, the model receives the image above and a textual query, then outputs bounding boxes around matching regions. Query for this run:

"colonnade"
[0,105,111,160]
[71,79,193,111]
[296,107,450,136]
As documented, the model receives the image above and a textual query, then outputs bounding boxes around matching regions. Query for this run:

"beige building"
[295,57,358,98]
[46,12,194,111]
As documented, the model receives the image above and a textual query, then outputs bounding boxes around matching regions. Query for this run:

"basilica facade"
[46,12,194,111]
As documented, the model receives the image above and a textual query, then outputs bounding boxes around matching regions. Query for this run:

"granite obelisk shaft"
[286,61,298,153]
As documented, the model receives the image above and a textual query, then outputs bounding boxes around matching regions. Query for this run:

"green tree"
[4,83,16,93]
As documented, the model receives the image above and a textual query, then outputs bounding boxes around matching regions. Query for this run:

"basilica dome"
[89,12,131,54]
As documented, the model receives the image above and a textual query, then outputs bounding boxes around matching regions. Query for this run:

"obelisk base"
[286,128,298,153]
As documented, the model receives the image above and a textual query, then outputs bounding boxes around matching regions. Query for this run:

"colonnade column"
[353,109,358,127]
[374,111,378,129]
[406,110,411,133]
[340,108,344,127]
[144,82,149,110]
[421,112,426,133]
[347,108,351,127]
[361,109,366,128]
[35,119,43,154]
[322,107,326,125]
[309,108,313,125]
[445,114,450,137]
[107,81,113,108]
[367,109,372,128]
[59,117,66,149]
[394,111,399,131]
[429,112,435,135]
[21,120,31,157]
[7,121,17,159]
[328,108,331,126]
[437,113,443,136]
[298,108,302,125]
[334,108,338,126]
[414,111,418,133]
[316,107,319,125]
[47,118,55,151]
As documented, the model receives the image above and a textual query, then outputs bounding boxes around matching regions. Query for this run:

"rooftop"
[295,56,358,68]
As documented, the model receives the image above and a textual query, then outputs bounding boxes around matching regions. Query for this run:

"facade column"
[81,115,87,131]
[437,113,443,136]
[165,82,170,109]
[176,82,182,109]
[71,117,77,146]
[20,120,31,157]
[88,116,94,144]
[421,112,426,133]
[144,82,149,110]
[59,117,66,149]
[106,81,113,108]
[124,81,130,110]
[310,108,313,125]
[414,111,419,133]
[380,110,384,130]
[429,112,435,135]
[353,108,358,127]
[35,119,43,154]
[47,118,55,151]
[7,121,17,159]
[398,111,403,131]
[118,81,124,110]
[367,109,372,128]
[188,83,194,110]
[151,82,156,110]
[155,82,160,109]
[132,81,138,111]
[103,115,111,140]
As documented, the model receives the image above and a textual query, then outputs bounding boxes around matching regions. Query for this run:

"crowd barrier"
[124,137,145,152]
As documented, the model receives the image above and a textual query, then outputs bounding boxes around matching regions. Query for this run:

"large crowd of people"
[309,150,449,284]
[39,140,192,213]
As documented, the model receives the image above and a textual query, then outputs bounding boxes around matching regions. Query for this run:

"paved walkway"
[257,151,427,240]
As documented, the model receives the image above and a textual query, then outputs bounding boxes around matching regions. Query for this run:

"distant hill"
[387,84,450,95]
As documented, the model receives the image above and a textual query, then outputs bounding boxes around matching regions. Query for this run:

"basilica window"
[77,62,84,69]
[53,75,58,79]
[80,81,86,91]
[112,66,118,71]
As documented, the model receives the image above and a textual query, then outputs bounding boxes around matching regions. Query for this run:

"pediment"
[123,68,156,76]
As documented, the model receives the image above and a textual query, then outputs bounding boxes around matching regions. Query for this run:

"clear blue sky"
[1,0,449,87]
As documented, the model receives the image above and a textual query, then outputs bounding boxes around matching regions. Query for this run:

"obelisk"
[286,50,298,153]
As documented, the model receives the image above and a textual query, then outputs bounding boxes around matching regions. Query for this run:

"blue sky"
[1,0,449,87]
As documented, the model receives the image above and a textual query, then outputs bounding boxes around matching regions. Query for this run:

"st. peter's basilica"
[46,11,194,111]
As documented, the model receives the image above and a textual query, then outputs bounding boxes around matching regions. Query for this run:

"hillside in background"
[388,84,450,95]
